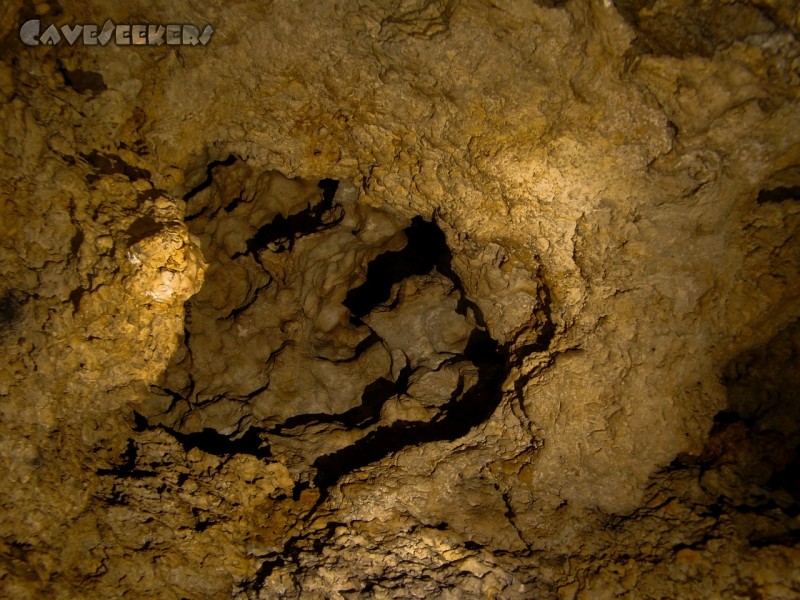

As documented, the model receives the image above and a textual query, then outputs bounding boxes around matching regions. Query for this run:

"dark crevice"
[464,540,483,551]
[57,64,107,95]
[757,185,800,204]
[291,217,550,499]
[68,287,86,314]
[223,196,243,213]
[317,331,381,364]
[132,413,271,459]
[126,215,164,245]
[54,151,76,166]
[318,178,339,204]
[119,141,150,157]
[223,281,273,321]
[0,290,23,333]
[273,363,414,434]
[344,215,487,327]
[170,426,271,459]
[513,281,555,358]
[511,280,556,404]
[96,439,156,478]
[104,488,129,506]
[183,154,237,203]
[192,508,215,532]
[132,411,150,432]
[730,499,782,514]
[249,555,286,589]
[69,228,84,257]
[292,481,310,501]
[769,450,800,502]
[80,150,151,182]
[346,367,412,427]
[193,520,212,532]
[234,179,343,259]
[244,380,273,401]
[748,531,800,548]
[137,188,168,204]
[311,328,510,496]
[712,409,743,427]
[246,522,344,592]
[344,216,448,321]
[183,301,194,347]
[150,385,187,414]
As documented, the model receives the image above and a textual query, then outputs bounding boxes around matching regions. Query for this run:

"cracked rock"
[1,0,799,598]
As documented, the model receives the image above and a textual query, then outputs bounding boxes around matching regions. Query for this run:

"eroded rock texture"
[1,0,799,598]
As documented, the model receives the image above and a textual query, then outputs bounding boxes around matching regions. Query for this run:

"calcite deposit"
[1,0,799,598]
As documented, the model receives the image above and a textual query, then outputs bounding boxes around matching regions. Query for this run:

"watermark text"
[20,19,214,47]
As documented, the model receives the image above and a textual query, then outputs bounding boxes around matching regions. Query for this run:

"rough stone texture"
[1,0,799,598]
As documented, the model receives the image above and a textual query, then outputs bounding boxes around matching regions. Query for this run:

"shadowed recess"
[757,186,800,204]
[236,179,342,257]
[0,291,22,333]
[183,154,237,202]
[311,329,509,493]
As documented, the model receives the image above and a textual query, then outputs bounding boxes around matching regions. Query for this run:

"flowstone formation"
[1,0,800,598]
[138,164,544,496]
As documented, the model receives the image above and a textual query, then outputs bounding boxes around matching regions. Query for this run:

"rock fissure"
[235,178,344,259]
[183,154,238,204]
[139,170,545,502]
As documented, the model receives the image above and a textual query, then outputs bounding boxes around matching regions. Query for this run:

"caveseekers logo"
[20,19,214,46]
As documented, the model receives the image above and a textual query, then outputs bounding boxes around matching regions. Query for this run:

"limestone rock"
[1,0,799,598]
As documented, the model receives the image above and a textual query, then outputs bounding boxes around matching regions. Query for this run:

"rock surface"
[1,0,799,597]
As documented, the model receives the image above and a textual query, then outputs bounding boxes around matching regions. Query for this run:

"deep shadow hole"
[311,328,508,493]
[757,185,800,204]
[344,216,448,321]
[183,154,237,202]
[235,179,342,257]
[135,187,548,519]
[0,291,20,330]
[310,215,516,497]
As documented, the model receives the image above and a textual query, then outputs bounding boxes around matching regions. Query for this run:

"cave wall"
[1,0,799,597]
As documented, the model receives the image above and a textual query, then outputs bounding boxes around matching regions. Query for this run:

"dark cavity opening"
[0,291,22,333]
[306,217,517,498]
[273,363,414,434]
[96,439,156,479]
[757,185,800,204]
[132,413,271,460]
[80,150,151,182]
[183,154,237,202]
[346,217,443,319]
[57,64,107,95]
[311,329,508,494]
[235,179,342,258]
[126,215,164,245]
[168,426,271,459]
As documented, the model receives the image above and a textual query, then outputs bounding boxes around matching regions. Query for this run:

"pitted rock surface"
[1,1,799,598]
